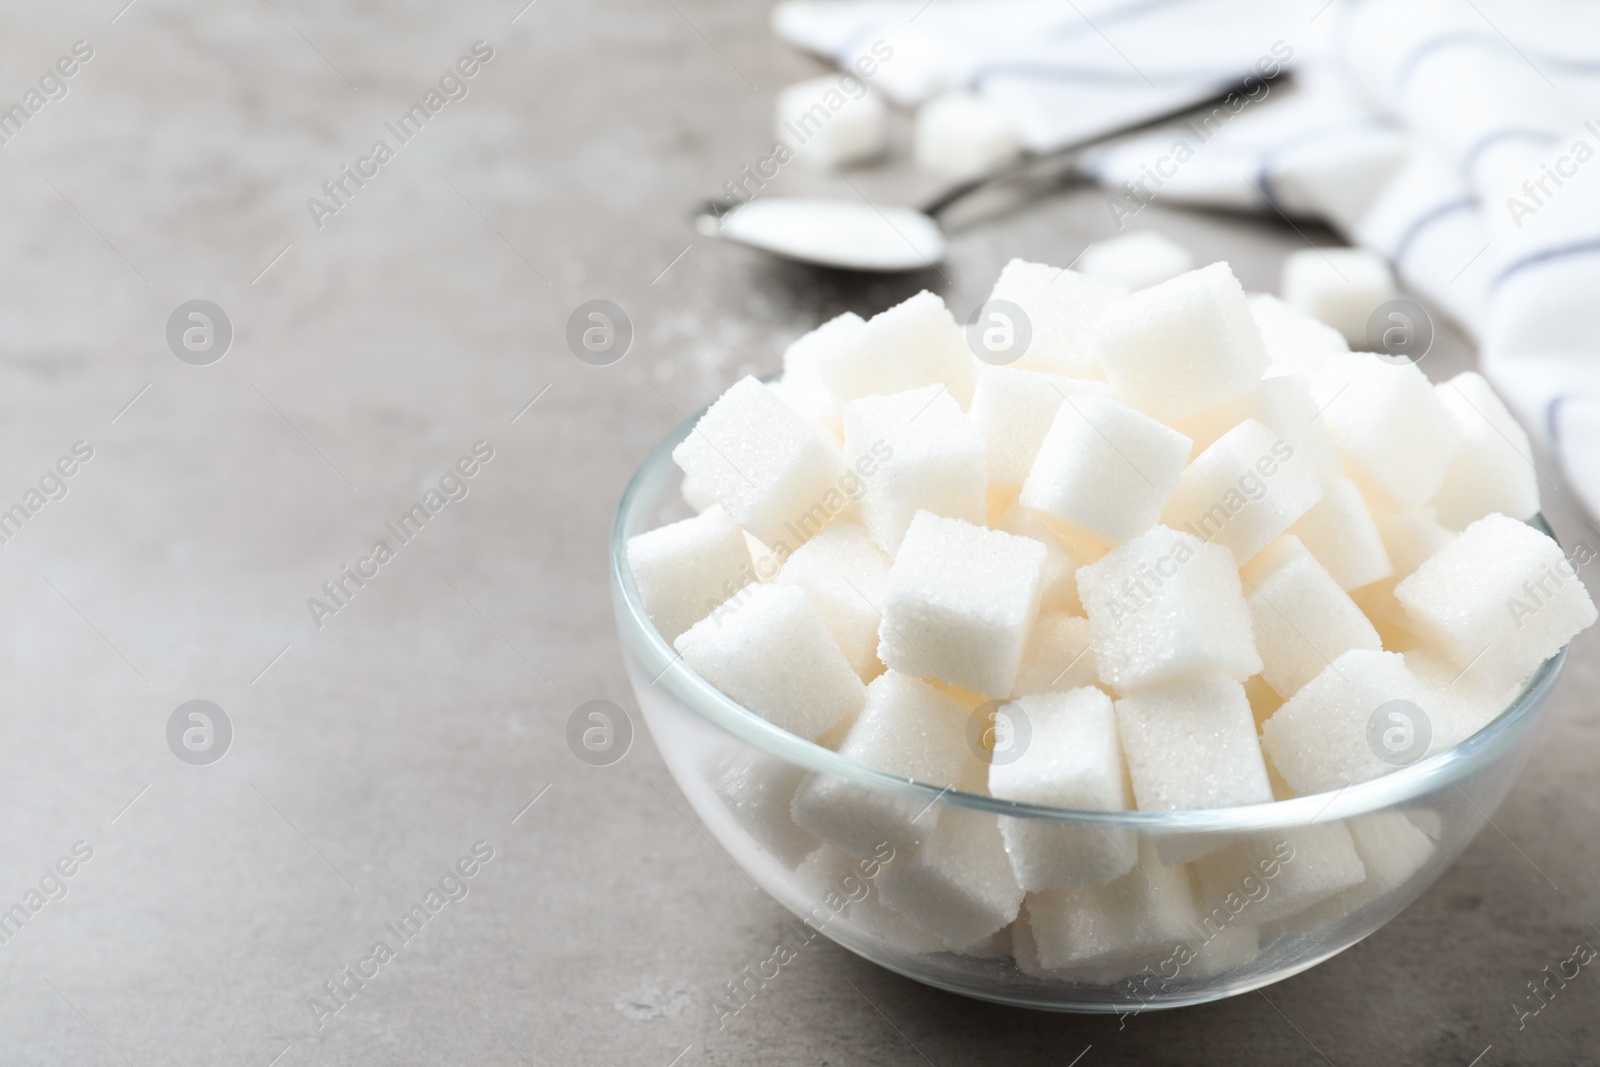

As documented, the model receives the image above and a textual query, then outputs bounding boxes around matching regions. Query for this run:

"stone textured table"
[0,1,1594,1064]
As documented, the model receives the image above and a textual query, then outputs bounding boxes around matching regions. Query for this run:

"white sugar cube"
[1019,395,1192,545]
[1078,526,1261,692]
[877,513,1047,696]
[1195,824,1365,925]
[1249,292,1350,380]
[777,76,887,171]
[1009,612,1097,698]
[813,290,976,410]
[627,506,754,642]
[1288,478,1394,591]
[1115,674,1274,810]
[1260,649,1433,795]
[993,503,1106,616]
[988,689,1135,890]
[1161,418,1326,565]
[790,671,970,856]
[987,259,1127,379]
[1349,503,1453,647]
[676,583,865,741]
[1281,247,1396,346]
[1305,811,1436,924]
[1174,374,1341,483]
[913,91,1021,181]
[775,522,891,680]
[967,365,1109,490]
[1240,536,1383,698]
[1314,354,1461,508]
[1402,647,1515,753]
[1078,231,1196,292]
[1187,924,1262,978]
[877,806,1025,949]
[842,385,987,554]
[1430,372,1540,530]
[795,845,945,955]
[672,376,847,547]
[1395,514,1595,694]
[680,475,716,513]
[1093,262,1270,422]
[780,311,865,435]
[705,750,819,868]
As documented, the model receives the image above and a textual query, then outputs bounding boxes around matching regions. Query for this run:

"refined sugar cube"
[795,845,946,954]
[1078,231,1195,292]
[1350,503,1453,648]
[1093,262,1270,422]
[1077,525,1261,692]
[1115,674,1274,810]
[1019,395,1192,545]
[988,689,1135,890]
[813,290,976,409]
[987,259,1127,379]
[1009,612,1097,698]
[680,474,716,513]
[1239,536,1383,698]
[1161,417,1327,564]
[1174,373,1342,483]
[1313,354,1461,508]
[913,91,1022,181]
[1306,811,1435,923]
[676,583,865,741]
[777,76,887,171]
[842,385,987,554]
[1430,372,1540,530]
[775,522,891,680]
[993,503,1105,615]
[1281,247,1396,345]
[791,671,971,856]
[780,311,865,435]
[1288,478,1394,591]
[1195,824,1365,925]
[1244,674,1284,728]
[1395,514,1596,694]
[627,506,754,642]
[1260,649,1434,795]
[705,750,819,868]
[877,806,1025,949]
[877,512,1048,696]
[1249,292,1350,380]
[1402,648,1515,752]
[1187,923,1261,978]
[672,376,848,547]
[967,365,1109,490]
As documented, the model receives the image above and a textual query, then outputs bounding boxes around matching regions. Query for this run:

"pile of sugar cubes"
[628,249,1596,976]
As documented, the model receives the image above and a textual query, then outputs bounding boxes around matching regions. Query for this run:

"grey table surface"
[0,1,1595,1065]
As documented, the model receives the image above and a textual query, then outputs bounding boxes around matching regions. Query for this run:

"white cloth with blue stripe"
[774,0,1600,518]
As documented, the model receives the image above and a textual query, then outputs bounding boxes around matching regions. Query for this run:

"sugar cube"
[1288,478,1394,591]
[993,503,1106,615]
[1395,514,1595,694]
[780,311,865,435]
[913,91,1022,181]
[842,385,987,554]
[790,671,971,856]
[680,475,716,513]
[1402,647,1515,753]
[795,844,945,955]
[877,806,1025,949]
[1300,811,1436,927]
[1093,262,1270,422]
[1173,373,1341,483]
[775,522,891,680]
[1077,525,1261,692]
[988,689,1136,890]
[1249,291,1350,380]
[1161,418,1326,564]
[1430,371,1540,530]
[705,750,819,868]
[813,290,976,410]
[1239,536,1382,698]
[1186,923,1261,978]
[1115,674,1274,810]
[877,513,1047,696]
[627,506,754,642]
[1313,354,1461,509]
[1195,824,1365,925]
[1008,612,1097,698]
[1281,247,1396,346]
[676,583,866,741]
[672,376,848,548]
[1260,649,1434,795]
[777,76,887,171]
[986,259,1127,379]
[1078,231,1196,293]
[1018,395,1192,545]
[967,365,1110,490]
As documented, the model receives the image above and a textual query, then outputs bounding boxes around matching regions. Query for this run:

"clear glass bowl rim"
[612,400,1567,832]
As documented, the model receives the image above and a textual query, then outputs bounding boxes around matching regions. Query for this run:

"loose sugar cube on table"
[913,91,1022,181]
[672,376,847,547]
[1249,292,1350,380]
[1240,536,1382,699]
[779,311,865,436]
[1115,674,1274,811]
[1430,371,1540,530]
[842,385,987,554]
[966,365,1109,491]
[705,750,819,869]
[1161,417,1326,564]
[1077,525,1261,692]
[791,671,971,857]
[877,805,1025,949]
[1395,514,1596,695]
[988,689,1135,890]
[775,522,891,681]
[1009,612,1097,698]
[776,76,887,171]
[627,506,754,642]
[986,259,1126,379]
[814,290,976,409]
[1019,395,1191,545]
[1281,247,1396,346]
[676,583,865,742]
[1093,262,1270,422]
[877,512,1047,696]
[1288,478,1394,591]
[1195,823,1365,926]
[1078,231,1195,292]
[1313,354,1461,508]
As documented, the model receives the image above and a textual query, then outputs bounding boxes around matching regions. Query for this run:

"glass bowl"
[610,414,1568,1012]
